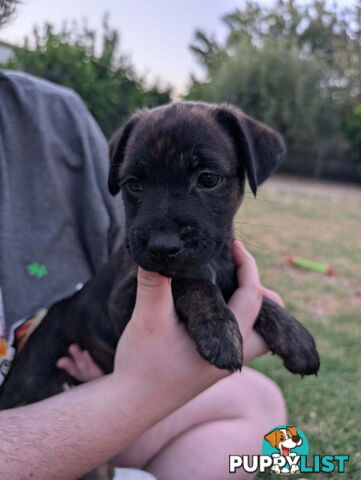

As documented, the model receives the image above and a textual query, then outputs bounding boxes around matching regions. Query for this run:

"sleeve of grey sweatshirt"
[0,71,125,328]
[64,89,126,263]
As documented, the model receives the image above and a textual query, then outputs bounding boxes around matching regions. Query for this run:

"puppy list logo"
[229,425,349,475]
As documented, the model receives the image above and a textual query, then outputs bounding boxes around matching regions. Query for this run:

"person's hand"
[228,241,284,363]
[57,241,284,398]
[57,344,104,382]
[111,240,285,410]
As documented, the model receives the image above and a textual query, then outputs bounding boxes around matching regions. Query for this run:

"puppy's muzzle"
[147,233,183,261]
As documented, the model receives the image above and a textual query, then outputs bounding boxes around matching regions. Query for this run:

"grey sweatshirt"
[0,71,125,332]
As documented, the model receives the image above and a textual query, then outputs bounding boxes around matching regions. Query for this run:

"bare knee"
[247,368,287,424]
[221,367,287,429]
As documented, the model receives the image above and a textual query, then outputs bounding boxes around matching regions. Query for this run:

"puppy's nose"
[292,435,301,443]
[147,235,182,260]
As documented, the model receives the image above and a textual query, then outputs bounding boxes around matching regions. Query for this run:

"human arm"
[0,266,221,480]
[0,241,278,479]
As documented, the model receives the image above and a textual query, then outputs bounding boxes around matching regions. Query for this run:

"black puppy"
[0,102,319,411]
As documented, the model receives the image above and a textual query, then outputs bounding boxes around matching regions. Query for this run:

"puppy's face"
[116,106,242,275]
[109,102,285,276]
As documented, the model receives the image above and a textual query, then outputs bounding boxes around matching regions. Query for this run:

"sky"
[0,0,357,94]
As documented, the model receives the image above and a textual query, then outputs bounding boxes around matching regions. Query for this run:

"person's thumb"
[132,268,174,325]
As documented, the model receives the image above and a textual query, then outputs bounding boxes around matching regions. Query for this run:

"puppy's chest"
[210,259,238,302]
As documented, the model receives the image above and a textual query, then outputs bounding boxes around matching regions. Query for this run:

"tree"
[191,0,360,102]
[344,105,361,164]
[0,0,20,26]
[187,0,361,172]
[2,19,171,136]
[189,38,340,149]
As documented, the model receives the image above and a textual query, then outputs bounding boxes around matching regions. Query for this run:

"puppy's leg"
[255,296,320,375]
[172,278,243,372]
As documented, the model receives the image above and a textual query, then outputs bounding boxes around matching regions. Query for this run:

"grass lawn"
[234,176,361,479]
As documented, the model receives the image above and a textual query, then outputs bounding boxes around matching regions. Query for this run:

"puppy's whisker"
[243,195,284,206]
[230,227,268,251]
[232,221,279,229]
[235,238,268,251]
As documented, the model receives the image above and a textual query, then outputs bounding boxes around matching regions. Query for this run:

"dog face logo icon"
[262,425,308,475]
[264,426,303,456]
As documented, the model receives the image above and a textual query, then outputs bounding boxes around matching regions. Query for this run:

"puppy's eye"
[197,173,223,189]
[126,180,142,194]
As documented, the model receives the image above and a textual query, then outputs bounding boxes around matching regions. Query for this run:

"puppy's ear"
[214,104,286,195]
[264,429,279,448]
[108,112,144,195]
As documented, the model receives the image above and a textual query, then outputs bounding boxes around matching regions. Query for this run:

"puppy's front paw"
[268,310,320,376]
[192,308,243,372]
[172,278,243,373]
[280,332,320,376]
[255,297,320,376]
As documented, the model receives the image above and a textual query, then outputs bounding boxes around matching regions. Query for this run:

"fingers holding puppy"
[228,241,285,363]
[228,241,263,338]
[57,344,104,382]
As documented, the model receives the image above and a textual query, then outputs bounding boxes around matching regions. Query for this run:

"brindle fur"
[0,102,320,479]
